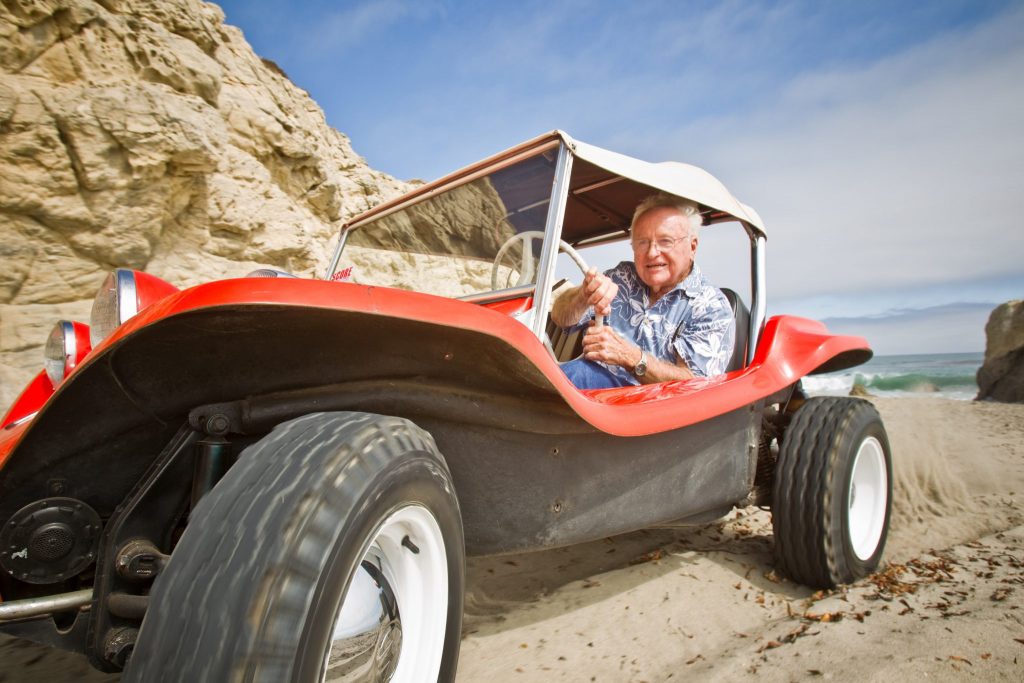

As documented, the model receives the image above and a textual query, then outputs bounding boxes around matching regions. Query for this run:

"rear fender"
[752,315,872,377]
[564,315,871,426]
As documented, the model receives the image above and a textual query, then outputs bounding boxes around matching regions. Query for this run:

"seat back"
[720,287,750,372]
[546,318,584,361]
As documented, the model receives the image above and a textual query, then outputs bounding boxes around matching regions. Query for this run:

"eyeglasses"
[631,236,690,253]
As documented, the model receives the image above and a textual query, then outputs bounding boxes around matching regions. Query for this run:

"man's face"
[631,207,697,293]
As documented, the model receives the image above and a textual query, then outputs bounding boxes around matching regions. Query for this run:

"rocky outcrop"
[0,0,408,407]
[976,300,1024,403]
[849,382,874,398]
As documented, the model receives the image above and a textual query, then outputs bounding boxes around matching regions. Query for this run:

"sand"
[457,397,1024,681]
[2,397,1022,681]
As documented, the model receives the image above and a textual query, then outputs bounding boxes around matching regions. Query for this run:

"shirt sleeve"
[672,289,736,377]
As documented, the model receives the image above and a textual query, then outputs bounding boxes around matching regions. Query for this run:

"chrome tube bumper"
[0,588,92,622]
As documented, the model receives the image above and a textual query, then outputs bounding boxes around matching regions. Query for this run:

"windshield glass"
[339,150,559,298]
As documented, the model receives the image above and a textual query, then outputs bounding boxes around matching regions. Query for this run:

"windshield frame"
[324,139,565,305]
[526,141,573,339]
[323,132,766,364]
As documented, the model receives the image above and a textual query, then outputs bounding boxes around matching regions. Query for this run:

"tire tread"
[772,397,890,588]
[125,412,457,682]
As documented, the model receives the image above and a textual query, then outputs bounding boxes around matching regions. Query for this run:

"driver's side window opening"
[546,221,753,370]
[695,221,751,309]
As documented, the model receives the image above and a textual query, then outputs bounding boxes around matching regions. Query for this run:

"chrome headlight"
[89,270,138,348]
[44,320,90,387]
[246,268,298,278]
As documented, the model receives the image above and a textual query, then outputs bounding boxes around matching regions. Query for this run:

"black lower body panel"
[418,403,760,556]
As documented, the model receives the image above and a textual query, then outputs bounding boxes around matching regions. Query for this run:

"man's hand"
[550,268,618,328]
[579,268,617,316]
[582,323,640,369]
[582,322,697,383]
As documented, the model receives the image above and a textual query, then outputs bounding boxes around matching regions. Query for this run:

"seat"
[546,318,584,362]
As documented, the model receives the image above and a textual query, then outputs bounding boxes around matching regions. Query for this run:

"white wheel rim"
[324,504,448,682]
[847,436,887,561]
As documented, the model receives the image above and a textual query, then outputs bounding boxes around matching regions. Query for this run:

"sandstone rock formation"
[0,0,408,407]
[976,300,1024,403]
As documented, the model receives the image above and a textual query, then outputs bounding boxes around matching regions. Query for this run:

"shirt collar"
[627,261,704,303]
[674,263,704,298]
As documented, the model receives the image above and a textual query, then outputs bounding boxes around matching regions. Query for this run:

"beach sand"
[1,397,1022,681]
[457,397,1024,681]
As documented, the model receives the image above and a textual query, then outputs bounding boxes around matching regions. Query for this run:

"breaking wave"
[802,353,982,400]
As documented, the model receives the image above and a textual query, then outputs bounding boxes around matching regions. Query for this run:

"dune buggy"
[0,131,892,680]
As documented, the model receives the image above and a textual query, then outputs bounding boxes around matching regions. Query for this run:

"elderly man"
[552,194,735,389]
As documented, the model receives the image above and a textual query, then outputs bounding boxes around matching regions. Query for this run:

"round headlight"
[44,320,90,387]
[88,270,179,348]
[246,268,298,278]
[89,270,138,348]
[44,322,75,386]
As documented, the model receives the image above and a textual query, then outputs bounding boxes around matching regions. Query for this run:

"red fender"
[0,279,870,467]
[0,372,53,431]
[539,315,869,435]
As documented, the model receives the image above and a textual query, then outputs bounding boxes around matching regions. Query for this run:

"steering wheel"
[491,231,604,327]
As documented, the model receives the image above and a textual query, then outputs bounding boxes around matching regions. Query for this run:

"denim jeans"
[560,358,633,390]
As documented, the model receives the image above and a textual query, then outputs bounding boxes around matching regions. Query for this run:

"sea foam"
[802,352,982,400]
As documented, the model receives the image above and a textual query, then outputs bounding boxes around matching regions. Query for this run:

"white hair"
[630,193,703,238]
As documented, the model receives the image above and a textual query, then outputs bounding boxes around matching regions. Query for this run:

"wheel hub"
[848,436,888,561]
[0,498,101,584]
[322,505,448,683]
[326,561,402,681]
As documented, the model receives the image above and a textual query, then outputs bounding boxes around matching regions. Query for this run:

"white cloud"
[220,0,1020,354]
[306,0,444,54]
[652,5,1024,306]
[821,303,997,354]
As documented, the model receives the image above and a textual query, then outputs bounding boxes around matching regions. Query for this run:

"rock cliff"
[976,300,1024,403]
[0,0,408,407]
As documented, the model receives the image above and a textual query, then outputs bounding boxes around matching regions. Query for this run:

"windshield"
[339,150,559,298]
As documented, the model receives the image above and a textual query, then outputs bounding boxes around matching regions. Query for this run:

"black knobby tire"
[124,411,465,682]
[772,397,892,588]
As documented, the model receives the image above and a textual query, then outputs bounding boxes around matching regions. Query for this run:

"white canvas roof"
[561,131,765,235]
[345,130,765,236]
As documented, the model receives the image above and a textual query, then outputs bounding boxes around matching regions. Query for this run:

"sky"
[215,0,1023,354]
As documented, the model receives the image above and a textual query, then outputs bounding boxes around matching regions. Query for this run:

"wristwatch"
[633,350,648,377]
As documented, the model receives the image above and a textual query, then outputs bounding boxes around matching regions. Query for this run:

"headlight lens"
[89,270,138,348]
[44,320,91,387]
[246,268,298,278]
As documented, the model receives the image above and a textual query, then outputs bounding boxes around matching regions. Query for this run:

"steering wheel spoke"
[491,231,590,289]
[491,231,603,329]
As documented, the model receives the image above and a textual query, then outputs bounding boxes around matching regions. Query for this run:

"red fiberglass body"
[0,275,870,469]
[0,133,887,680]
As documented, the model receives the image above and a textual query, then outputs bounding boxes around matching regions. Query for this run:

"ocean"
[801,352,984,401]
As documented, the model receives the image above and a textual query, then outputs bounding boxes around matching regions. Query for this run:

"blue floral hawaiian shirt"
[568,262,735,385]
